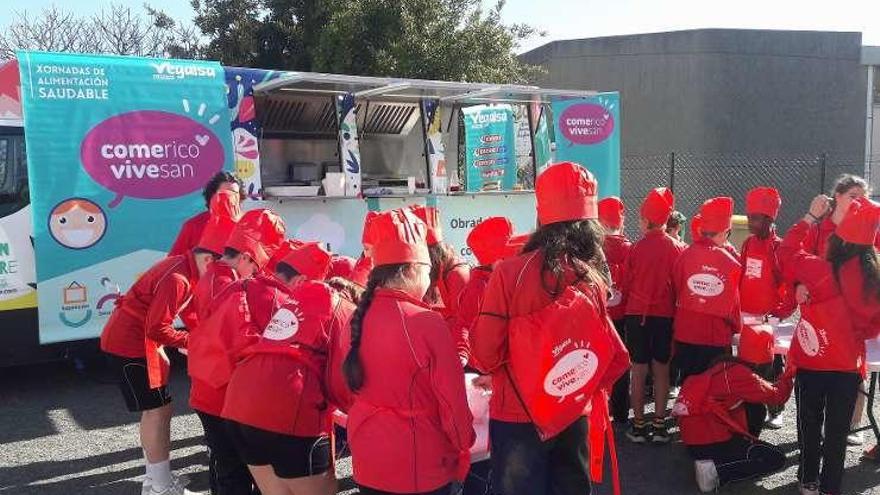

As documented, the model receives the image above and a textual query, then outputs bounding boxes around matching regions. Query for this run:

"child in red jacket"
[223,243,349,495]
[672,197,742,382]
[780,195,880,495]
[624,187,685,443]
[344,208,475,495]
[674,357,794,493]
[739,186,795,431]
[451,216,515,368]
[168,171,241,257]
[472,163,630,495]
[598,196,633,423]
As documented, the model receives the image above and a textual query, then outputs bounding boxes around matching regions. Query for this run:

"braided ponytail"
[343,263,409,392]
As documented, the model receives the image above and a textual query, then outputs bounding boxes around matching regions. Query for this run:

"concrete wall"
[521,29,867,161]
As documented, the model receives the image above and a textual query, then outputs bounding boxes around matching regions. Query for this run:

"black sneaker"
[626,420,651,444]
[652,417,671,444]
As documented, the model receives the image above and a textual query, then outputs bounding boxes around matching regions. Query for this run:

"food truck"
[0,51,620,366]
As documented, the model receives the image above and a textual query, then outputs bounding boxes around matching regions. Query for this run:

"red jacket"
[100,254,198,387]
[449,267,492,367]
[193,261,239,320]
[168,211,210,257]
[679,361,793,446]
[471,251,630,423]
[436,259,471,320]
[603,234,632,321]
[189,274,291,415]
[223,282,355,437]
[624,229,686,318]
[325,291,358,414]
[739,233,796,318]
[672,239,742,347]
[779,221,876,372]
[347,288,475,493]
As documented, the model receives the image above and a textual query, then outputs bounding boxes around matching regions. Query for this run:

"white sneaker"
[799,481,820,495]
[143,473,191,495]
[764,414,784,430]
[847,432,864,446]
[148,478,199,495]
[669,386,680,399]
[695,459,719,493]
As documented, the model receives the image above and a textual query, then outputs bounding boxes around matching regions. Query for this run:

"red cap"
[698,197,734,234]
[640,188,675,225]
[409,205,443,246]
[371,208,430,266]
[196,190,241,255]
[598,196,625,230]
[746,187,781,219]
[536,162,598,225]
[361,211,380,253]
[280,242,332,281]
[836,197,880,246]
[467,217,514,266]
[225,228,270,269]
[327,255,357,280]
[351,255,373,287]
[504,233,530,258]
[236,209,286,253]
[690,214,703,240]
[265,239,304,274]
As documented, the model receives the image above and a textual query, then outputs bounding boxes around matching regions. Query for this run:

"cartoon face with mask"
[49,198,107,249]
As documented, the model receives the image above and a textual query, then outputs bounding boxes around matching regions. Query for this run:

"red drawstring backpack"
[789,296,864,373]
[676,245,741,318]
[672,363,756,441]
[507,278,621,494]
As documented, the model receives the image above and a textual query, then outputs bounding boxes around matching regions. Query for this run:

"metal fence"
[620,152,868,240]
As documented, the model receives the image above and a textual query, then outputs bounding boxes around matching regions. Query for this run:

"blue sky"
[1,0,878,54]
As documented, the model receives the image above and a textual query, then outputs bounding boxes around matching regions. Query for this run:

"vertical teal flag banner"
[463,105,517,192]
[550,93,621,197]
[18,51,232,343]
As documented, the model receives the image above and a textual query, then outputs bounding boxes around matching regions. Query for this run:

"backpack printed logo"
[543,348,599,401]
[686,273,725,297]
[795,318,821,357]
[263,307,301,341]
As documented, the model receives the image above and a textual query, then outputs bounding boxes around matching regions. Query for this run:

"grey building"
[521,29,876,234]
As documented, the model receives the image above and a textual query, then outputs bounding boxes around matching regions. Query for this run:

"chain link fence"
[620,152,867,240]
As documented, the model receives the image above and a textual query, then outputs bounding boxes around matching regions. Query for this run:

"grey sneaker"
[799,482,820,495]
[626,419,651,444]
[652,417,671,444]
[764,414,784,430]
[142,473,190,495]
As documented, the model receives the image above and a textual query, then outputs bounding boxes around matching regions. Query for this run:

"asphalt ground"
[1,355,879,495]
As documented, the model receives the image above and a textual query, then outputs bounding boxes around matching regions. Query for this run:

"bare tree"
[0,3,203,60]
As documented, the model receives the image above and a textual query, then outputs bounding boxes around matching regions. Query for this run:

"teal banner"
[18,51,232,343]
[463,105,517,192]
[551,94,620,197]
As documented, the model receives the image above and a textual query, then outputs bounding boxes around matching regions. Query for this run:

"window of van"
[0,133,28,218]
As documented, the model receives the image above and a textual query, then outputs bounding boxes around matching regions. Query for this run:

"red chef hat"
[535,162,598,226]
[640,188,675,226]
[371,208,430,266]
[225,228,270,269]
[351,255,373,287]
[504,233,531,258]
[327,255,357,280]
[361,211,380,253]
[265,239,304,274]
[745,187,782,220]
[280,242,332,281]
[236,209,287,254]
[467,216,514,266]
[598,196,625,230]
[836,197,880,246]
[690,214,703,240]
[196,190,241,256]
[698,197,734,234]
[409,205,443,246]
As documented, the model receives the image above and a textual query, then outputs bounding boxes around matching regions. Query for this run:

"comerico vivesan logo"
[150,62,216,81]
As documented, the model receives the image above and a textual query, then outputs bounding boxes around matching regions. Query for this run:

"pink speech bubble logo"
[81,110,224,207]
[558,103,614,145]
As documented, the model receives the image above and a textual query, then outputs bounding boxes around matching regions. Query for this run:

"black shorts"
[107,354,172,412]
[227,420,331,479]
[673,341,731,381]
[625,316,673,364]
[358,485,453,495]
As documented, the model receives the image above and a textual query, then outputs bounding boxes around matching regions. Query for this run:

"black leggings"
[610,319,630,422]
[358,484,453,495]
[795,370,860,495]
[687,436,786,486]
[196,411,259,495]
[489,418,590,495]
